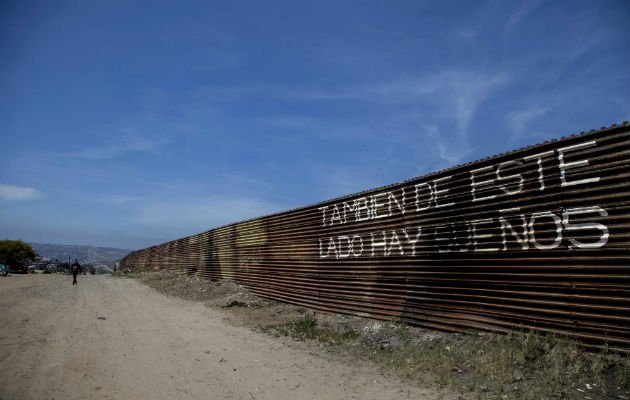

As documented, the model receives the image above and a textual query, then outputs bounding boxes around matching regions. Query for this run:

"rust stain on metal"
[121,123,630,350]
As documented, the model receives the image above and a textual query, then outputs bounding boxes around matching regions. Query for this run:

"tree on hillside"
[0,240,36,265]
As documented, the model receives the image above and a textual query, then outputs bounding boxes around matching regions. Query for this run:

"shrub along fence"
[121,123,630,351]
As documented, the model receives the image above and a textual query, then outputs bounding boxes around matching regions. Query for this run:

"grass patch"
[370,326,629,399]
[260,314,360,344]
[261,318,629,399]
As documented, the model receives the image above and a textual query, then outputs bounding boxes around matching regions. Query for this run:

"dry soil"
[0,274,448,400]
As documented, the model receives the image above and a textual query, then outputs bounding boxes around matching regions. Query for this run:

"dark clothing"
[71,262,81,285]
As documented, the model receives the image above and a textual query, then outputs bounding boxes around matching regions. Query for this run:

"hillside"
[28,242,132,265]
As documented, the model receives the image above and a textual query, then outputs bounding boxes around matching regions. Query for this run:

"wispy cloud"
[503,0,542,44]
[422,123,471,166]
[0,184,43,201]
[442,71,509,139]
[505,105,549,141]
[267,69,509,137]
[351,22,406,38]
[452,28,478,42]
[95,192,287,240]
[181,68,509,183]
[369,70,509,162]
[309,162,388,202]
[100,194,140,206]
[536,32,604,92]
[73,129,170,160]
[132,195,285,233]
[231,69,510,169]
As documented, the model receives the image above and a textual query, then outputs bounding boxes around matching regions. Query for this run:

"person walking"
[71,259,81,285]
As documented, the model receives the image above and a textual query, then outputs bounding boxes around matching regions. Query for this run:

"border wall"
[121,123,630,350]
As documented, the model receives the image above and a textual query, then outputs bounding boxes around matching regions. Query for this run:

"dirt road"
[0,274,441,399]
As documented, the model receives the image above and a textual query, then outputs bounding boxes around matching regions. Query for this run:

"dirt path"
[0,274,443,399]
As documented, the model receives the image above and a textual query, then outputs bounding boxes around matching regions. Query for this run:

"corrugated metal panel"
[121,123,630,350]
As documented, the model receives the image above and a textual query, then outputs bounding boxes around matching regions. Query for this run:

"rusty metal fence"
[121,123,630,350]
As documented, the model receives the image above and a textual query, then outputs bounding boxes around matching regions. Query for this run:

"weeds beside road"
[263,315,629,400]
[119,270,630,400]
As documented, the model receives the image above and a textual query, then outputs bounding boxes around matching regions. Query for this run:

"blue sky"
[1,0,628,250]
